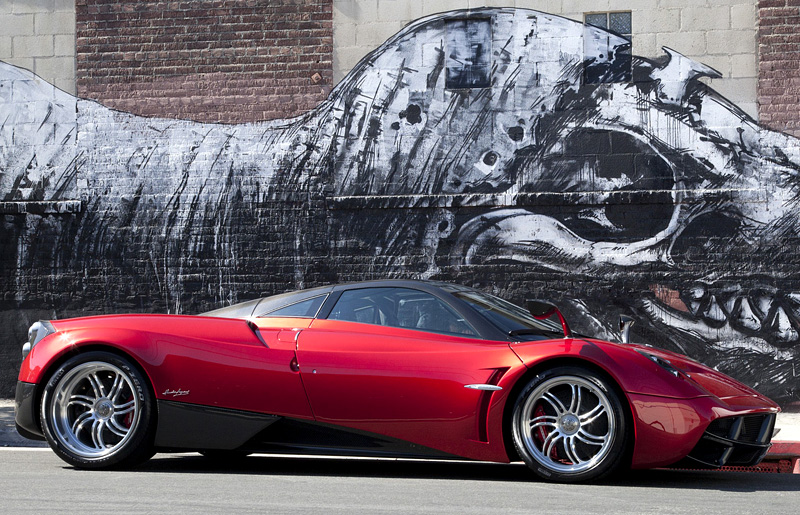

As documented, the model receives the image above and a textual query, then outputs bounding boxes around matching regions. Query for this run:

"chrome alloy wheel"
[518,375,616,474]
[49,361,140,459]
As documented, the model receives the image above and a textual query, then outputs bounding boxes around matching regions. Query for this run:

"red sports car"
[16,280,779,482]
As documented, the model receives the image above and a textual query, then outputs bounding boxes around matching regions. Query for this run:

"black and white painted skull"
[324,9,800,401]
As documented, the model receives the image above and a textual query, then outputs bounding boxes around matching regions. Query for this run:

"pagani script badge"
[162,388,190,397]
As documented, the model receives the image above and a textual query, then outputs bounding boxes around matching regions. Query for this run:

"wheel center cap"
[560,414,580,434]
[95,399,114,419]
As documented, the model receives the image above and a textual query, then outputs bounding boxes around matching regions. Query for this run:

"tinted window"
[452,290,563,340]
[328,287,476,337]
[260,295,326,318]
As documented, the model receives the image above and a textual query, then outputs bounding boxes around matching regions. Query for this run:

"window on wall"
[445,18,492,89]
[585,11,632,39]
[583,11,632,84]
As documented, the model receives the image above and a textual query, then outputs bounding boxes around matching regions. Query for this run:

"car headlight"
[23,320,55,360]
[636,349,682,378]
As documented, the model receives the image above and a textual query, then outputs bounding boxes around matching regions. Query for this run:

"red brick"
[77,0,333,123]
[758,1,800,134]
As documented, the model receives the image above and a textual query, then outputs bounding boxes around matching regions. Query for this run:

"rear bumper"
[15,381,44,440]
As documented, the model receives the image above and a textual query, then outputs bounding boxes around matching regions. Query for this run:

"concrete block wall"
[0,1,766,121]
[333,0,759,119]
[0,0,76,94]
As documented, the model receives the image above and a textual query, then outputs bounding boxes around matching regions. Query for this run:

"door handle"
[290,356,300,372]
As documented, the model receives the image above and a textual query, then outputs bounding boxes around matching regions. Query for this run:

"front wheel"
[511,366,629,482]
[40,351,156,469]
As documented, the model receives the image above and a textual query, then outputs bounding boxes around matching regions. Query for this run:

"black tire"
[40,351,156,469]
[511,366,629,482]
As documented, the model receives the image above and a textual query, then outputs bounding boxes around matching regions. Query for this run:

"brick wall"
[75,0,333,123]
[758,0,800,137]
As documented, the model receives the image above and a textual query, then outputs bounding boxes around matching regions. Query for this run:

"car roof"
[203,279,456,319]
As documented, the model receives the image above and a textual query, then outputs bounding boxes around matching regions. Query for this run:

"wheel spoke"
[114,399,135,414]
[108,374,124,403]
[529,415,558,429]
[87,373,106,398]
[107,417,129,437]
[89,419,103,449]
[71,411,93,436]
[542,430,562,458]
[68,395,94,409]
[576,428,607,446]
[579,402,606,425]
[568,384,581,413]
[563,436,582,465]
[542,391,567,415]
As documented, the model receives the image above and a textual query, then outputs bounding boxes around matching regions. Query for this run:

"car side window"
[260,295,326,318]
[328,287,477,337]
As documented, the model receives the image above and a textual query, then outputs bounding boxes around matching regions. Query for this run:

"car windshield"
[451,289,565,340]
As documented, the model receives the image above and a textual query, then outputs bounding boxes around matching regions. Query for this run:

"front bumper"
[15,381,44,440]
[676,412,776,468]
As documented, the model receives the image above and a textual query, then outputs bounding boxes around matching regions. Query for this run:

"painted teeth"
[768,307,798,343]
[701,295,727,325]
[731,298,761,332]
[677,284,800,345]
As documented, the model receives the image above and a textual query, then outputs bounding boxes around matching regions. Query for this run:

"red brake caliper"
[123,395,134,428]
[534,404,562,461]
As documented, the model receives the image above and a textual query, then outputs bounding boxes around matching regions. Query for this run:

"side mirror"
[619,315,635,344]
[525,299,571,338]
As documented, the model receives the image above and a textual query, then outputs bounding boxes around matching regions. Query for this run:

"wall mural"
[1,8,799,404]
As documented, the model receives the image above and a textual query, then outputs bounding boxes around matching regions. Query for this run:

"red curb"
[760,440,800,473]
[716,440,800,474]
[768,440,800,456]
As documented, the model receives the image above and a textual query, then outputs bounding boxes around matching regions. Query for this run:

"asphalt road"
[1,449,798,515]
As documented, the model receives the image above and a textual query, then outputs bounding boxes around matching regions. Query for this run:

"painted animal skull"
[327,9,800,400]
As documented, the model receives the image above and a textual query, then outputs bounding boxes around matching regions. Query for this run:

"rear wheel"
[511,366,629,482]
[40,351,156,469]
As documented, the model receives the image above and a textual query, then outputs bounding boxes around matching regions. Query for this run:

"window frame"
[583,10,632,85]
[444,17,493,90]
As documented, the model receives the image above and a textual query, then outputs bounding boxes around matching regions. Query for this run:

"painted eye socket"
[521,129,677,243]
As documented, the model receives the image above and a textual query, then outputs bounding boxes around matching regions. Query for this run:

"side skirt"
[155,400,279,450]
[154,401,460,460]
[240,418,460,460]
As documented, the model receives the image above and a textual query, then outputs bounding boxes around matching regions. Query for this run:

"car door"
[296,287,522,458]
